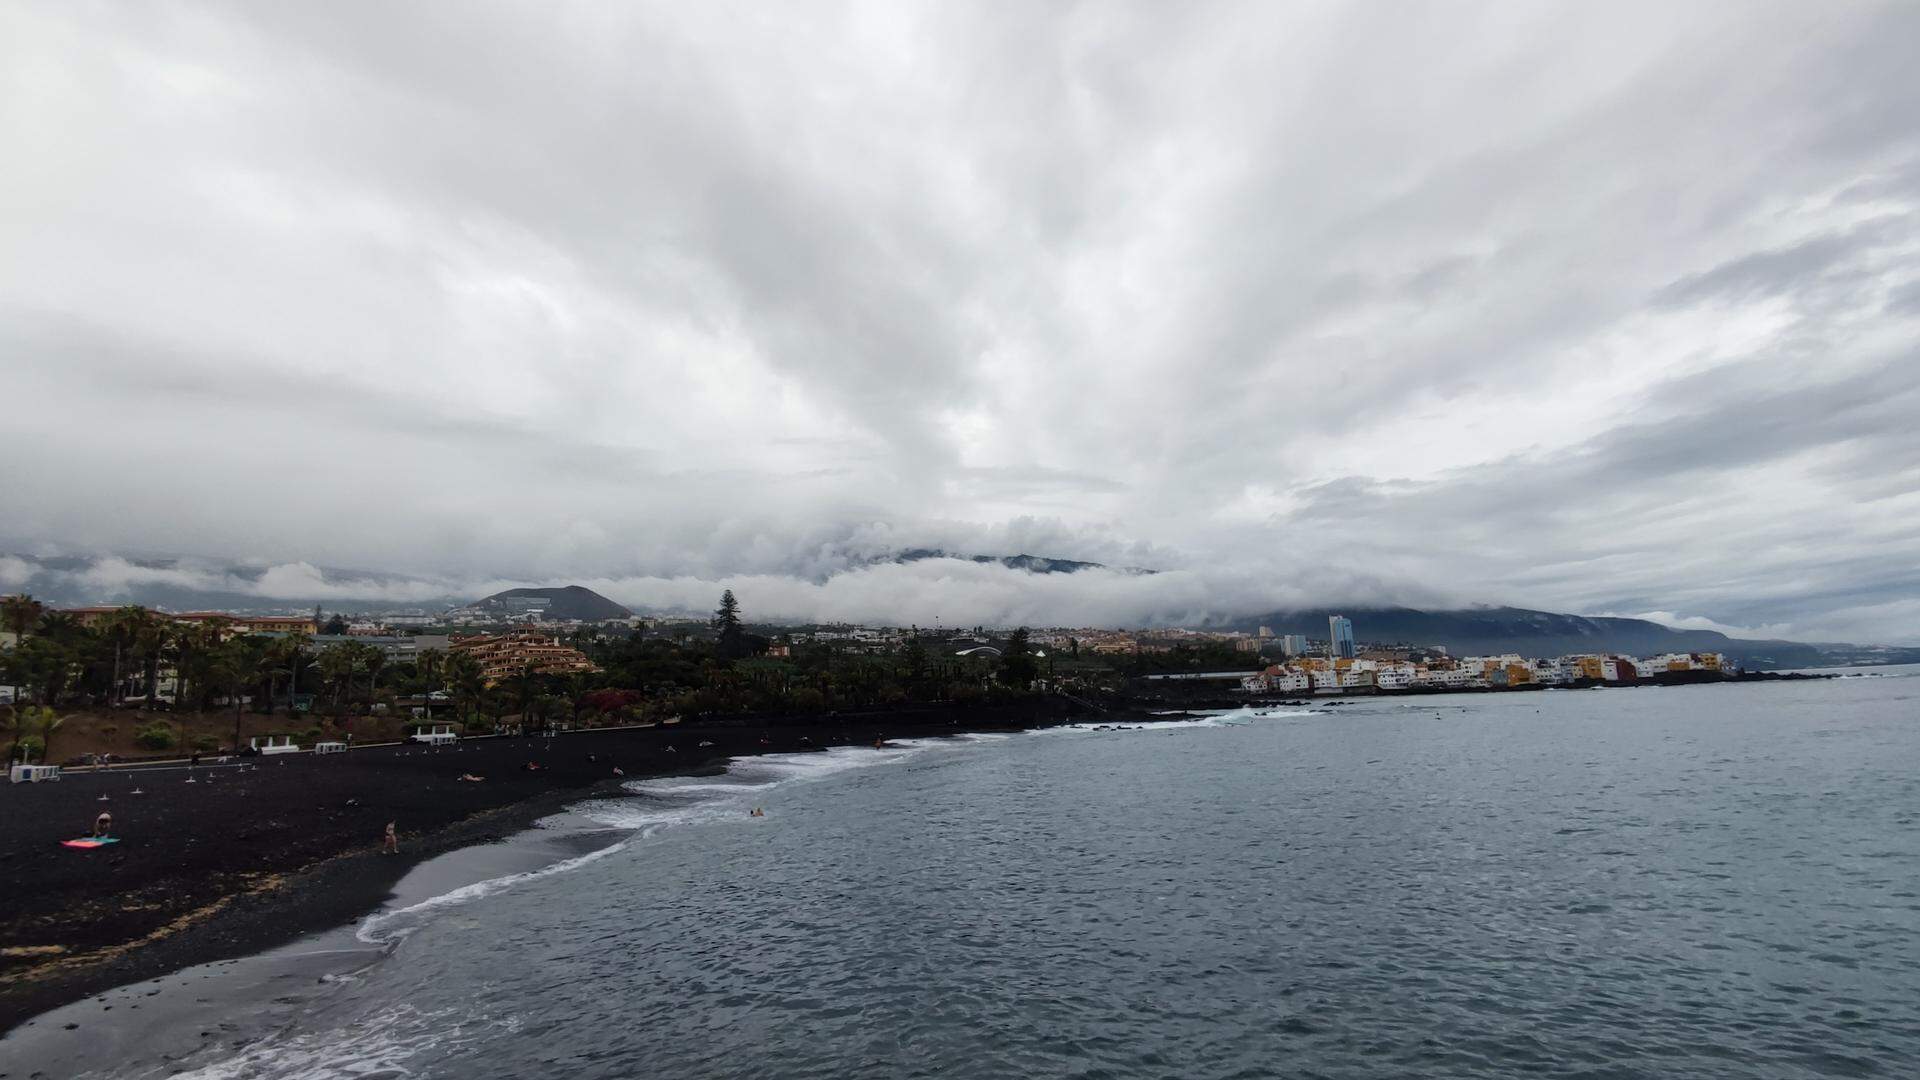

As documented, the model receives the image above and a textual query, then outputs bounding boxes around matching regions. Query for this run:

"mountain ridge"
[1236,605,1870,670]
[455,585,632,622]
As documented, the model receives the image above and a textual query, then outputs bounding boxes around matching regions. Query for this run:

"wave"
[355,840,628,945]
[1043,707,1323,734]
[167,1001,519,1080]
[355,740,972,947]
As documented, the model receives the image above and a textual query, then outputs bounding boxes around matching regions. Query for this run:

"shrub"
[191,734,222,752]
[134,721,177,751]
[16,735,45,762]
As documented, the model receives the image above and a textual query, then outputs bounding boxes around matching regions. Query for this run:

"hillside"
[1242,606,1832,670]
[458,585,632,622]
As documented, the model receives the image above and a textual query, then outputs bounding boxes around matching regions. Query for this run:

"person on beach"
[382,821,398,854]
[93,810,113,837]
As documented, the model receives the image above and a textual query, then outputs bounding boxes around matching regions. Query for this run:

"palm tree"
[509,662,537,722]
[168,622,225,712]
[210,641,257,752]
[1,594,43,643]
[565,670,595,727]
[97,606,154,708]
[261,634,299,715]
[6,704,61,764]
[134,616,169,709]
[2,594,45,708]
[445,651,483,726]
[358,642,387,704]
[415,647,445,717]
[283,631,312,710]
[316,643,357,711]
[29,612,86,706]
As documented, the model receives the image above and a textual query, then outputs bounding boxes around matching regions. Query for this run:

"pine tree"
[1001,627,1038,689]
[714,590,746,660]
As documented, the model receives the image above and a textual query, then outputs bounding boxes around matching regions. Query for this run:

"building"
[1279,634,1309,657]
[1374,663,1418,689]
[57,608,318,637]
[450,631,598,685]
[239,615,321,635]
[1241,665,1312,694]
[57,606,125,629]
[1567,655,1606,681]
[303,634,451,663]
[1328,615,1356,659]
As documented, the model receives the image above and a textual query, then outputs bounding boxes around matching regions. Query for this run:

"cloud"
[1602,612,1796,641]
[2,2,1919,643]
[0,556,35,588]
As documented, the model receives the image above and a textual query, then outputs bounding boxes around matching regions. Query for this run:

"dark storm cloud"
[3,1,1918,639]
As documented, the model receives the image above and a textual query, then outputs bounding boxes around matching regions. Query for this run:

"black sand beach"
[0,699,1094,1033]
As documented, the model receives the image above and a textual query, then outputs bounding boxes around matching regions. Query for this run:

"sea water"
[63,671,1920,1077]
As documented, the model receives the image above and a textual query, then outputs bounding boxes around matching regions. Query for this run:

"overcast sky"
[4,2,1918,641]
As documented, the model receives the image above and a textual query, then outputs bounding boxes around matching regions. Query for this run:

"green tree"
[1000,627,1039,689]
[262,633,308,715]
[6,704,63,763]
[508,661,537,721]
[445,651,484,724]
[902,635,929,682]
[316,642,358,710]
[209,640,259,751]
[2,594,46,707]
[713,590,746,660]
[97,606,156,707]
[134,615,170,708]
[359,642,388,701]
[416,646,445,690]
[167,620,231,711]
[1,594,43,644]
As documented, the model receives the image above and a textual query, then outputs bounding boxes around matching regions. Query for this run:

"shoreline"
[0,698,1101,1034]
[0,674,1826,1037]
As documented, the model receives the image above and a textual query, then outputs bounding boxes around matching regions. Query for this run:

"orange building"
[451,631,598,685]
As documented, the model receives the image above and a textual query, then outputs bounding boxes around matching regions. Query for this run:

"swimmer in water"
[749,807,765,817]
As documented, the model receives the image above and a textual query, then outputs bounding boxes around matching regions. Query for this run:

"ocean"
[19,669,1920,1078]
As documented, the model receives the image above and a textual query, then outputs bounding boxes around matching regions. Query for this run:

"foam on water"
[354,840,628,945]
[356,740,964,947]
[165,1002,520,1080]
[1045,706,1322,734]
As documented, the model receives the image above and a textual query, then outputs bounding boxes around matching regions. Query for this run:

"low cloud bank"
[11,551,1916,644]
[7,551,1455,629]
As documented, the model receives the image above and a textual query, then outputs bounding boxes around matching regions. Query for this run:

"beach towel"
[62,837,120,849]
